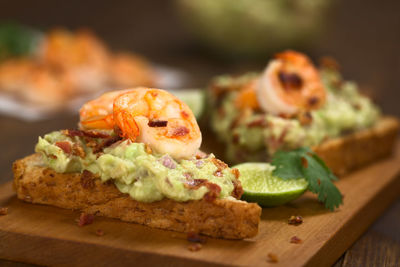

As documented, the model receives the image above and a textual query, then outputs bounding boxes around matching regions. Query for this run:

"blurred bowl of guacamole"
[175,0,333,59]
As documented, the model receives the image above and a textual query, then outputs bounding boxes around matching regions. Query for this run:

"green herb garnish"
[271,147,343,211]
[0,22,40,61]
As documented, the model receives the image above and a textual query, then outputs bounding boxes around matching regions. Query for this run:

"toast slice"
[12,153,261,239]
[314,117,399,175]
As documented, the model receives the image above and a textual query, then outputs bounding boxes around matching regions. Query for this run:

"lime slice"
[234,163,308,207]
[169,89,205,119]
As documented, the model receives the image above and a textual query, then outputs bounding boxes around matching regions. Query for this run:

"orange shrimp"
[113,88,201,159]
[79,89,131,130]
[256,50,326,115]
[234,79,260,110]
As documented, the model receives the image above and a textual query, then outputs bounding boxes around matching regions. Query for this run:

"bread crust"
[12,154,261,239]
[314,117,399,175]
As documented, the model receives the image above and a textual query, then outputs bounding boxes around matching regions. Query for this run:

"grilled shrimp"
[79,88,202,159]
[256,50,326,115]
[79,89,131,130]
[113,88,201,159]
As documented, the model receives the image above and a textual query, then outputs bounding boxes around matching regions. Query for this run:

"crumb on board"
[187,231,207,244]
[290,236,302,244]
[267,253,279,263]
[188,243,202,252]
[96,229,104,236]
[288,215,303,225]
[78,213,94,226]
[0,207,8,215]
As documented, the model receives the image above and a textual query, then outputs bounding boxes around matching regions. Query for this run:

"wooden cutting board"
[0,143,399,267]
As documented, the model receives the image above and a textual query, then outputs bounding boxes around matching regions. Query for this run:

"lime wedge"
[169,89,205,119]
[234,163,308,207]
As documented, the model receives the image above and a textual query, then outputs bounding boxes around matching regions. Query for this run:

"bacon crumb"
[231,179,244,199]
[55,141,72,154]
[288,215,303,225]
[148,120,168,127]
[64,129,110,139]
[188,243,202,252]
[172,126,190,137]
[0,207,8,215]
[297,111,313,126]
[211,158,228,171]
[204,183,221,202]
[231,168,240,179]
[301,157,308,168]
[96,229,104,236]
[308,97,319,107]
[290,236,302,244]
[267,253,279,263]
[213,170,223,177]
[80,170,95,189]
[78,213,94,226]
[72,143,86,158]
[187,232,207,244]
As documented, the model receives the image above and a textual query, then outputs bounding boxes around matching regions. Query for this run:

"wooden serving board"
[0,143,400,267]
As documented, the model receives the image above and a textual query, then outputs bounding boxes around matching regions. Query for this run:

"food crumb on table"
[267,253,279,263]
[0,207,8,215]
[77,213,95,226]
[290,236,302,244]
[288,215,303,225]
[188,243,202,252]
[95,229,104,236]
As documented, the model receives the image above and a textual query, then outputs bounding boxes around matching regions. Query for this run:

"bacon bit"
[49,154,57,159]
[353,103,362,110]
[80,170,95,189]
[232,134,240,144]
[184,179,207,190]
[187,232,207,244]
[290,236,302,244]
[148,120,168,127]
[85,140,98,149]
[195,150,207,159]
[231,168,240,179]
[72,143,86,158]
[204,183,221,202]
[55,141,72,154]
[231,179,244,199]
[93,135,123,154]
[181,111,189,119]
[247,118,268,128]
[278,71,303,90]
[298,111,313,126]
[145,144,153,154]
[301,157,308,168]
[320,56,340,70]
[64,129,110,139]
[188,243,202,252]
[78,213,94,227]
[213,170,223,177]
[288,215,303,225]
[96,229,104,236]
[183,172,193,179]
[0,207,8,215]
[317,179,321,185]
[267,253,279,263]
[308,97,319,107]
[211,158,228,171]
[172,126,190,137]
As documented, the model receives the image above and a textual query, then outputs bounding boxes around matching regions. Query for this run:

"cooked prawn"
[79,89,131,130]
[113,88,201,159]
[79,88,202,159]
[256,50,326,115]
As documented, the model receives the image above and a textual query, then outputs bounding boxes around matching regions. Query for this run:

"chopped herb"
[271,147,343,211]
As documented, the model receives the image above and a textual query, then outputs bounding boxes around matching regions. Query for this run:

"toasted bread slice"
[12,153,261,239]
[314,117,399,175]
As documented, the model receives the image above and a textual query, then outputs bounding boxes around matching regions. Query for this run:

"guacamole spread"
[35,131,238,202]
[210,68,380,163]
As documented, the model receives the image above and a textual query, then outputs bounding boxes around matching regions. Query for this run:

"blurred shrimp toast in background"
[0,25,157,113]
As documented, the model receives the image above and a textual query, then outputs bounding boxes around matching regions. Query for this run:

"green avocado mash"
[35,131,237,202]
[210,68,380,163]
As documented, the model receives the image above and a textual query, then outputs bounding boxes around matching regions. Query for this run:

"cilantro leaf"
[272,147,343,211]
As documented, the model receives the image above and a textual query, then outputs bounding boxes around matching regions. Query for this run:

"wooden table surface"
[0,0,399,266]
